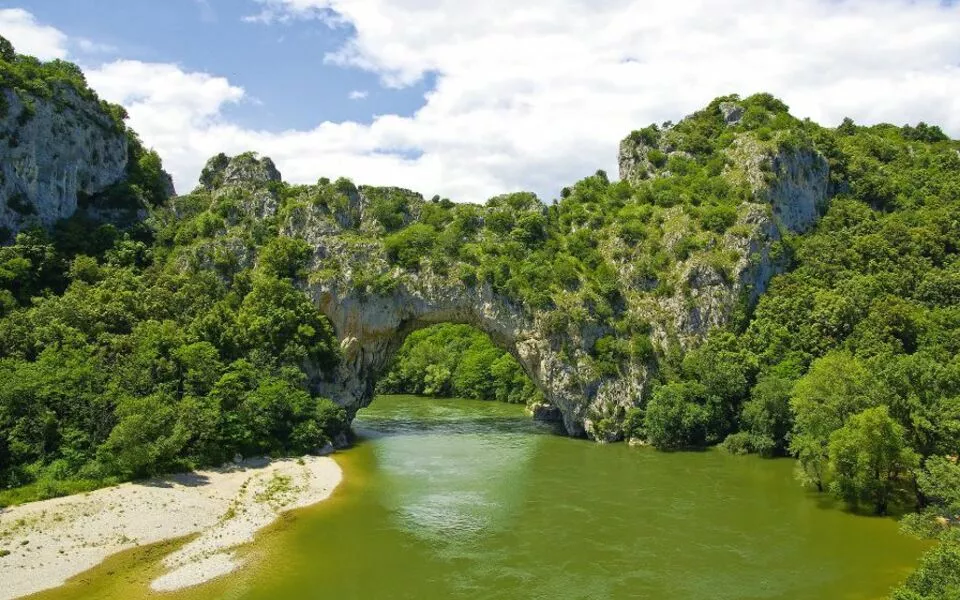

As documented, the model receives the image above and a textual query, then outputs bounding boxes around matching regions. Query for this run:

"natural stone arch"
[188,152,645,440]
[308,280,605,437]
[198,99,832,441]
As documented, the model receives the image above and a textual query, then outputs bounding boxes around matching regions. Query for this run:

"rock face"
[719,101,744,125]
[618,136,656,187]
[0,87,129,237]
[618,102,830,350]
[205,104,831,440]
[727,135,830,234]
[647,145,829,350]
[199,152,281,192]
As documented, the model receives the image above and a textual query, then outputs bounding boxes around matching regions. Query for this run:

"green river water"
[33,395,927,600]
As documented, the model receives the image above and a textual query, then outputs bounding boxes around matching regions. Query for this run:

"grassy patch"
[0,477,117,508]
[254,473,295,509]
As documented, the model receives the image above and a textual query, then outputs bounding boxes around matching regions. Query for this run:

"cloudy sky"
[2,0,960,202]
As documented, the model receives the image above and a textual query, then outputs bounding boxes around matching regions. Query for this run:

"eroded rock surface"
[0,87,128,236]
[309,279,622,438]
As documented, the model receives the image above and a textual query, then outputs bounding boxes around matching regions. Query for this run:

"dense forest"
[1,39,959,598]
[629,111,960,600]
[0,37,348,504]
[0,213,349,503]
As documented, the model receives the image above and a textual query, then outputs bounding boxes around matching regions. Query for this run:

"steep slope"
[0,35,172,240]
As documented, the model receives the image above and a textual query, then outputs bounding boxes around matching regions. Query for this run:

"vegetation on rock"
[0,211,347,503]
[1,46,346,504]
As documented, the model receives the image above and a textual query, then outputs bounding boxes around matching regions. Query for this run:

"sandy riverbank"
[0,456,342,600]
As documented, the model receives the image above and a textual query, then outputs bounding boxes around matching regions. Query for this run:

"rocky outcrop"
[619,102,830,349]
[649,203,781,350]
[719,101,744,125]
[199,152,281,192]
[0,87,129,237]
[300,275,647,439]
[726,135,829,233]
[618,136,657,187]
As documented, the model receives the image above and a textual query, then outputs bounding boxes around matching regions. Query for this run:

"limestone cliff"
[618,100,829,349]
[0,87,130,237]
[189,156,603,437]
[0,37,172,239]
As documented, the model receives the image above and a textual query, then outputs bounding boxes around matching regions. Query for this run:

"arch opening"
[374,322,549,409]
[308,286,581,435]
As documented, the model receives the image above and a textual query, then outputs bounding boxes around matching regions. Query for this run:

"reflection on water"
[31,395,928,600]
[355,396,553,546]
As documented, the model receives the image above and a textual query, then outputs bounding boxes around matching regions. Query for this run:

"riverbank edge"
[0,455,343,600]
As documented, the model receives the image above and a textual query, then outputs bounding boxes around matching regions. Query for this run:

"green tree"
[235,378,342,456]
[916,456,960,513]
[258,236,312,279]
[891,533,960,600]
[236,275,339,368]
[0,35,14,62]
[828,406,919,514]
[682,332,753,443]
[97,392,191,478]
[384,224,438,270]
[732,373,795,456]
[644,382,710,449]
[379,324,537,405]
[172,342,224,398]
[789,351,878,491]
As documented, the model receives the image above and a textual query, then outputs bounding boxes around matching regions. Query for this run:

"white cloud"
[243,0,345,25]
[87,61,245,122]
[0,8,68,59]
[84,61,248,190]
[348,89,368,100]
[75,38,117,55]
[6,3,960,202]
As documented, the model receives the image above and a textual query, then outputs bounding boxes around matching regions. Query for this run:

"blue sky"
[2,1,960,201]
[8,0,434,131]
